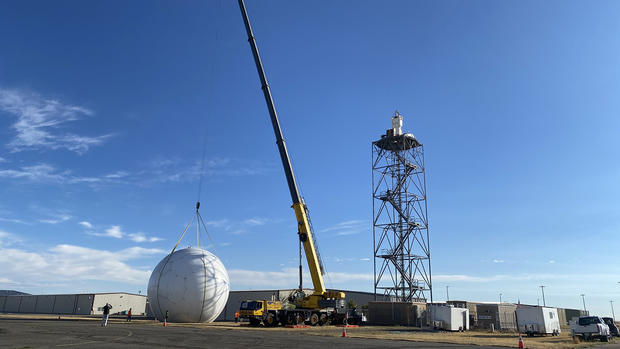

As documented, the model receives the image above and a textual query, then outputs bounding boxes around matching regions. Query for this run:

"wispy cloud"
[205,216,273,235]
[0,163,102,184]
[493,259,505,263]
[78,221,92,229]
[141,156,275,185]
[0,157,6,163]
[228,267,372,289]
[0,230,21,247]
[320,219,368,236]
[85,224,162,243]
[38,213,71,225]
[128,232,162,243]
[0,217,27,224]
[0,88,112,154]
[244,218,267,226]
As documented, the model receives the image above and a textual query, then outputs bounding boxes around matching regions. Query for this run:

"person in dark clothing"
[126,308,132,322]
[101,303,113,327]
[165,310,169,324]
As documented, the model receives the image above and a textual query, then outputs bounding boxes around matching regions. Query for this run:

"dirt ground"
[0,314,616,349]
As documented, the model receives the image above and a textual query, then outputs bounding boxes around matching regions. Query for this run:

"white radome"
[147,247,230,323]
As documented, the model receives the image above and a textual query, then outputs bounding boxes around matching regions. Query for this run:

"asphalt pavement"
[0,318,513,349]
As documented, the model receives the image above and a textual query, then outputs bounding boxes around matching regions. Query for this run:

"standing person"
[234,311,239,323]
[101,303,113,327]
[126,308,132,322]
[165,310,169,325]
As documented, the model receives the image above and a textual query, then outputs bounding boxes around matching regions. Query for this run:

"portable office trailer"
[428,304,469,331]
[516,306,561,335]
[448,300,479,328]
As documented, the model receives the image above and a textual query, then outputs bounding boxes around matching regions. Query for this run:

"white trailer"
[428,304,469,331]
[516,306,561,336]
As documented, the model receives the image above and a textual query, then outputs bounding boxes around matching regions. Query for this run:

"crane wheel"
[319,313,328,326]
[310,313,319,326]
[265,313,277,327]
[295,314,304,325]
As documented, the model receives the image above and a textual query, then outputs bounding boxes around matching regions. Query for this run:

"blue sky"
[0,0,619,317]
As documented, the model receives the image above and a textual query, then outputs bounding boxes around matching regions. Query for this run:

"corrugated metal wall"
[0,293,145,316]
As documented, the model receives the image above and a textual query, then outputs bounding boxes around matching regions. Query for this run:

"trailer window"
[549,312,554,319]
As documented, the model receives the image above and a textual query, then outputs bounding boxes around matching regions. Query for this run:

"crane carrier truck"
[236,0,352,326]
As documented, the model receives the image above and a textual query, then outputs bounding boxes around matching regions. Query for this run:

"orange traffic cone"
[518,333,524,348]
[342,327,347,337]
[163,320,167,327]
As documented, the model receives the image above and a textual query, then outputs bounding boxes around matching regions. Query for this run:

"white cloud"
[105,226,123,238]
[0,242,164,286]
[493,259,504,263]
[360,258,371,261]
[128,232,162,243]
[90,225,124,239]
[548,260,556,264]
[78,221,93,229]
[0,157,6,163]
[88,225,161,243]
[320,219,368,236]
[0,88,112,154]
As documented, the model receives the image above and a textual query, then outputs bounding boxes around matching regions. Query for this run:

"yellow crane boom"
[238,0,343,308]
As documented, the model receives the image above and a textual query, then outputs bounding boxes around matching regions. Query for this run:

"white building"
[0,292,147,316]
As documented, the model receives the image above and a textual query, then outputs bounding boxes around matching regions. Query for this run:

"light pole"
[446,286,450,302]
[580,294,587,312]
[499,293,503,303]
[611,300,615,321]
[540,286,546,306]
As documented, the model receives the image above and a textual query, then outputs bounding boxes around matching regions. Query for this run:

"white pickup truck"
[570,316,612,342]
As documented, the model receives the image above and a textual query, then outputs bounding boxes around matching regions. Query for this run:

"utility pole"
[581,294,587,312]
[446,286,450,302]
[540,285,546,306]
[499,293,503,303]
[611,300,615,321]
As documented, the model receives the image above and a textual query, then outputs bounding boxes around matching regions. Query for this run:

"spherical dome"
[147,247,229,323]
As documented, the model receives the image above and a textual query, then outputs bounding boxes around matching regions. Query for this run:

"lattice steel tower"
[373,111,432,302]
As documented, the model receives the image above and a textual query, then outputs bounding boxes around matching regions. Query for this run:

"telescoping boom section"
[237,0,344,308]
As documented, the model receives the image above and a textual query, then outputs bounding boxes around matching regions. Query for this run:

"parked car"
[602,318,619,337]
[570,316,612,342]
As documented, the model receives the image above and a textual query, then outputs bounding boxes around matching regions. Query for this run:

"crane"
[237,0,348,326]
